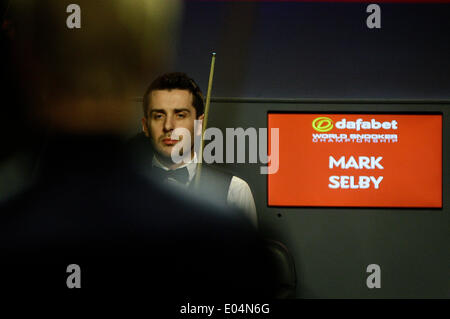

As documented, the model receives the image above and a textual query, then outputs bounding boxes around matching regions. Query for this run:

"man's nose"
[163,114,175,132]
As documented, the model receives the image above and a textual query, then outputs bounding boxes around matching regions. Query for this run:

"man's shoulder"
[193,164,232,203]
[202,165,253,192]
[201,164,234,184]
[202,164,232,176]
[230,175,250,188]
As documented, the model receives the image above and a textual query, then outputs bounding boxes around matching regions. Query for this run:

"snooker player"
[140,72,258,228]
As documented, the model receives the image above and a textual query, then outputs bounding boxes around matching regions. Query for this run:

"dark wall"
[166,1,450,298]
[175,2,450,99]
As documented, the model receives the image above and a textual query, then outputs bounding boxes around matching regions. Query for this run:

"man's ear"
[196,114,205,136]
[141,117,149,137]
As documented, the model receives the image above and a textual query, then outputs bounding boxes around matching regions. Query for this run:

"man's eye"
[153,113,164,120]
[176,113,186,119]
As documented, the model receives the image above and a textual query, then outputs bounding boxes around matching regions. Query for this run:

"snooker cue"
[194,52,216,190]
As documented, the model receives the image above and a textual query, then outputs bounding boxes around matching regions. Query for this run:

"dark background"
[174,2,450,100]
[149,1,449,298]
[3,0,446,299]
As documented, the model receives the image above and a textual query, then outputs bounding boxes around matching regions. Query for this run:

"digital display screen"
[268,113,442,208]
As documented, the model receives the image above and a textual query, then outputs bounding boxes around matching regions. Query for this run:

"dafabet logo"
[312,117,334,132]
[312,117,399,132]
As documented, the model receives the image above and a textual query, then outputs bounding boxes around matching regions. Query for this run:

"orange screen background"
[268,113,442,208]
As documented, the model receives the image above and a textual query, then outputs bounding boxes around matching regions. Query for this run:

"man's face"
[142,89,203,161]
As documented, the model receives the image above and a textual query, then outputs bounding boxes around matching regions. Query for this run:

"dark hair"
[143,72,205,118]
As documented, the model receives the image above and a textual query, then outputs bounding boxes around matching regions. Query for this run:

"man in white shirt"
[141,72,258,228]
